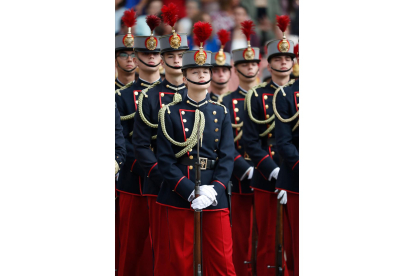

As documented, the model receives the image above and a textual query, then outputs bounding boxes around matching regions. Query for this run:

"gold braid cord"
[115,81,134,96]
[137,81,161,131]
[208,100,227,114]
[159,106,206,158]
[120,112,135,121]
[234,130,243,142]
[272,80,299,131]
[217,91,232,104]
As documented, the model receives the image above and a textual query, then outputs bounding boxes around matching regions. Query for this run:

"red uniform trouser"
[254,189,299,276]
[117,192,153,276]
[147,196,170,276]
[231,193,253,276]
[164,205,237,276]
[115,196,119,275]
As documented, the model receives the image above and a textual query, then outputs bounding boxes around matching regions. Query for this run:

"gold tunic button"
[215,139,219,142]
[189,149,193,152]
[265,104,269,109]
[233,100,238,104]
[266,114,270,119]
[162,104,165,107]
[269,144,273,147]
[134,91,138,95]
[136,100,138,104]
[235,108,239,112]
[236,117,240,121]
[182,111,185,115]
[213,111,216,115]
[264,95,268,100]
[268,133,272,138]
[238,145,242,149]
[183,119,187,123]
[185,128,189,132]
[215,128,219,132]
[296,93,299,97]
[189,155,193,159]
[297,103,299,107]
[189,165,193,170]
[271,151,275,156]
[214,119,218,123]
[214,149,217,152]
[161,93,164,97]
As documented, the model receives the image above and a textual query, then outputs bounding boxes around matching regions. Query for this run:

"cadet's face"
[137,52,161,72]
[212,67,231,85]
[236,62,259,81]
[268,55,293,77]
[185,67,211,90]
[161,51,184,75]
[115,50,138,70]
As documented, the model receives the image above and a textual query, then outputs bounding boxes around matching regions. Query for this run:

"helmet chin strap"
[185,77,212,85]
[138,57,161,68]
[270,65,293,73]
[116,60,137,73]
[236,68,260,79]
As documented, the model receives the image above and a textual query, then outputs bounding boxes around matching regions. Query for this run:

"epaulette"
[217,91,232,103]
[208,100,227,114]
[141,81,161,98]
[115,81,134,96]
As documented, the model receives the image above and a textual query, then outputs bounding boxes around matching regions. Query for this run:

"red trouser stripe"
[117,193,153,276]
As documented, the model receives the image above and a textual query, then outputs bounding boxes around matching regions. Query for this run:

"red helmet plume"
[217,29,230,47]
[121,8,137,28]
[276,15,290,33]
[240,20,255,41]
[161,3,179,28]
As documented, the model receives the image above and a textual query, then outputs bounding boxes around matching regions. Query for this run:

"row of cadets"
[220,20,260,276]
[115,9,138,90]
[115,8,161,276]
[156,21,237,275]
[243,15,298,276]
[132,3,189,276]
[272,19,299,276]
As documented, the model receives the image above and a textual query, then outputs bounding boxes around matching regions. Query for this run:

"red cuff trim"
[234,155,242,161]
[212,180,226,189]
[174,176,185,191]
[257,155,270,167]
[292,160,299,170]
[148,162,157,176]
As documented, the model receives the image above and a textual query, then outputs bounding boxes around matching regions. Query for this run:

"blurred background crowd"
[115,0,299,91]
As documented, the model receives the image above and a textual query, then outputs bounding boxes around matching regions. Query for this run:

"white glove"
[191,195,214,210]
[188,185,218,206]
[274,189,287,204]
[115,173,119,181]
[240,167,254,181]
[269,167,280,181]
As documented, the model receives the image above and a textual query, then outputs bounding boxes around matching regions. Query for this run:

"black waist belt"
[178,156,217,170]
[266,138,277,147]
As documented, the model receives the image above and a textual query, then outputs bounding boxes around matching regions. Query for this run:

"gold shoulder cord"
[217,91,232,104]
[272,79,299,131]
[159,105,205,158]
[115,81,134,96]
[208,100,227,114]
[135,81,161,139]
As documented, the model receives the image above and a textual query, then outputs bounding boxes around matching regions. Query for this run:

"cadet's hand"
[191,195,214,210]
[269,167,280,181]
[200,185,218,206]
[274,189,287,204]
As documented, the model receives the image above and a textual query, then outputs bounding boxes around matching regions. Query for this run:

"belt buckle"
[199,157,208,170]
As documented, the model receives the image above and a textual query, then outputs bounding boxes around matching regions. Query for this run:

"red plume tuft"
[276,15,290,33]
[193,21,213,45]
[146,15,161,31]
[122,8,137,28]
[294,44,299,58]
[161,3,179,27]
[193,35,200,47]
[217,29,230,47]
[240,20,255,41]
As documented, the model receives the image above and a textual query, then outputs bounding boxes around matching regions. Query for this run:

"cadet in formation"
[132,3,189,276]
[243,15,298,276]
[156,21,237,275]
